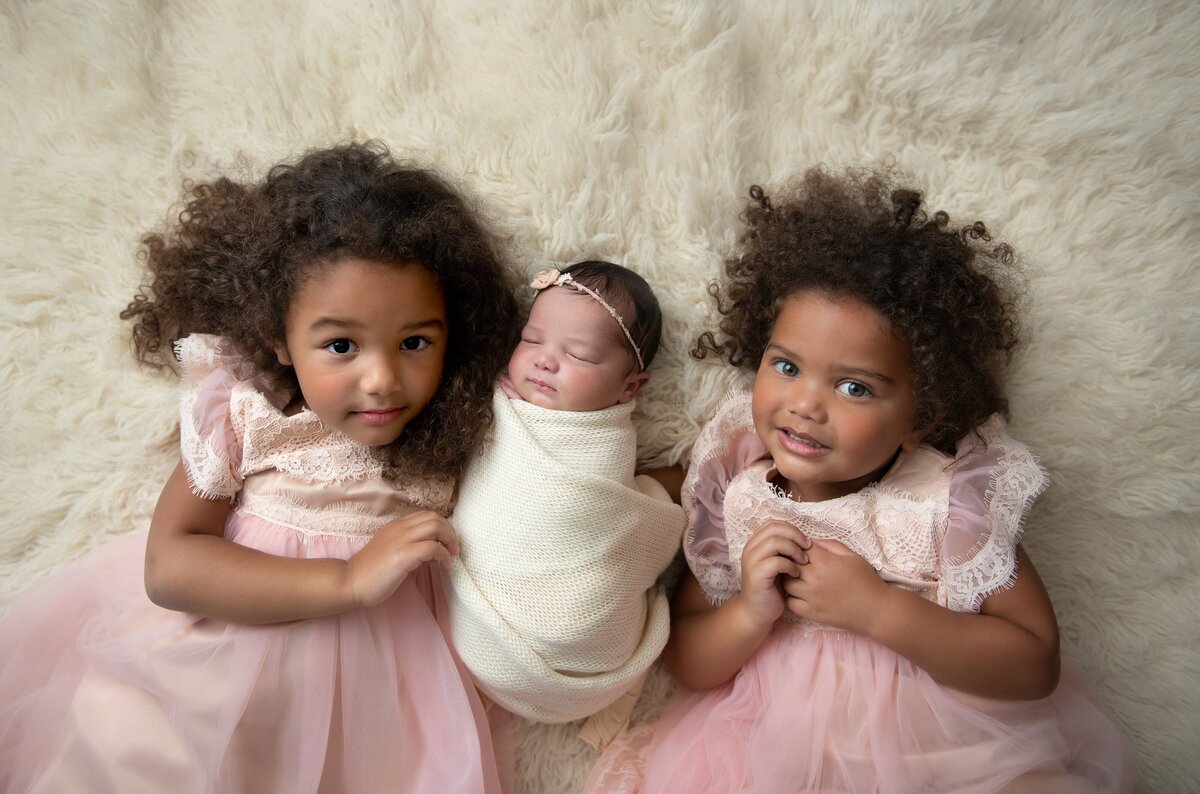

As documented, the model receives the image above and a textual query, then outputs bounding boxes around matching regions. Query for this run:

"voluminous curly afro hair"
[694,166,1023,454]
[122,141,520,481]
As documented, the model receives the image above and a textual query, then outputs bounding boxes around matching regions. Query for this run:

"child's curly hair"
[122,141,520,481]
[694,166,1022,454]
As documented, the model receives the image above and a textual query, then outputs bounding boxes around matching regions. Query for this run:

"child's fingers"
[764,555,804,580]
[414,539,455,571]
[498,373,521,400]
[744,532,810,566]
[749,521,813,556]
[745,552,804,584]
[760,519,814,549]
[391,511,460,555]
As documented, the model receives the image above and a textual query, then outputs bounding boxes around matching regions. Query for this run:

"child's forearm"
[145,533,357,624]
[664,576,772,689]
[867,592,1059,698]
[865,548,1060,699]
[144,462,358,624]
[640,464,684,504]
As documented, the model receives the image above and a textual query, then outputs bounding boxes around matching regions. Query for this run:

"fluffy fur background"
[2,1,1196,791]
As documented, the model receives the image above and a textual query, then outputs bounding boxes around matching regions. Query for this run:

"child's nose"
[362,354,400,395]
[535,350,558,373]
[790,381,826,422]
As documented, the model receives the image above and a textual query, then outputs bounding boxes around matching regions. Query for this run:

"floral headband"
[530,268,645,371]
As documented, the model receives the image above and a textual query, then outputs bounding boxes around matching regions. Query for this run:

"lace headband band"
[530,268,645,371]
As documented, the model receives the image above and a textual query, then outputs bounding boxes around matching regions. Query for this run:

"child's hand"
[782,539,888,633]
[735,521,812,628]
[346,510,460,608]
[498,372,523,401]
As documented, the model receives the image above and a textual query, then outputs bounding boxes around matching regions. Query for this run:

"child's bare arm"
[145,462,457,624]
[640,464,684,504]
[784,541,1060,699]
[662,571,773,689]
[665,521,811,689]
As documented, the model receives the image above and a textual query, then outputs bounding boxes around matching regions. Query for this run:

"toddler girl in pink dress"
[587,167,1135,793]
[0,142,518,793]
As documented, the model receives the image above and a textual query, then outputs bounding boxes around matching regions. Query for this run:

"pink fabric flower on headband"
[530,269,562,290]
[526,267,646,371]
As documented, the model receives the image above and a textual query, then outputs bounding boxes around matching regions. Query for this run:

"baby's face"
[506,287,643,411]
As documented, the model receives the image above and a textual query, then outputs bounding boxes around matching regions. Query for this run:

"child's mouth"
[779,429,830,456]
[356,408,402,425]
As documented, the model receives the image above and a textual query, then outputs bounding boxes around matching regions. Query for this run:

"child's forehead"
[771,291,909,367]
[527,288,628,343]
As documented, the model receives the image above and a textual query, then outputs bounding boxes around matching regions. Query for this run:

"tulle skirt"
[0,521,504,794]
[587,623,1133,794]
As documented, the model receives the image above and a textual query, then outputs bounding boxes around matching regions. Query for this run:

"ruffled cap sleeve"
[941,415,1050,612]
[174,333,256,500]
[682,391,769,604]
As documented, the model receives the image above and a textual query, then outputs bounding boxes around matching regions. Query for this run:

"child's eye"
[401,336,430,351]
[324,339,356,355]
[772,359,799,377]
[568,351,596,364]
[837,380,873,398]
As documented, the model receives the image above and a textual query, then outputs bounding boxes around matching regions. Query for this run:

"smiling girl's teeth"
[785,430,826,448]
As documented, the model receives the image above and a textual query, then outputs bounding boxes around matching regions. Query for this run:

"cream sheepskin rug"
[2,1,1196,791]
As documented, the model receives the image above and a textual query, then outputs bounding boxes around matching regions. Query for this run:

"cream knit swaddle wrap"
[446,390,684,724]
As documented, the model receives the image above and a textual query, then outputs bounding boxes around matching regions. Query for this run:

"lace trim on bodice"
[721,465,946,632]
[233,387,385,485]
[235,494,406,539]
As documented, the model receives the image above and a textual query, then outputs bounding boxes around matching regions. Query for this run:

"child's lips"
[529,378,556,393]
[777,428,831,457]
[355,408,402,426]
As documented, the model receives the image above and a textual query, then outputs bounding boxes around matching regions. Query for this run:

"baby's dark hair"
[694,166,1022,453]
[122,141,520,480]
[558,260,663,372]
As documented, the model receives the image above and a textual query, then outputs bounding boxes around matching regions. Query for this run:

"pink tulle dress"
[0,334,503,794]
[587,391,1134,794]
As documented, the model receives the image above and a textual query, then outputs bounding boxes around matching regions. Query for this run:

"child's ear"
[617,371,651,404]
[274,342,292,367]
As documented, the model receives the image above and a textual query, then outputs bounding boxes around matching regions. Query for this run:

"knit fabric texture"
[445,390,684,723]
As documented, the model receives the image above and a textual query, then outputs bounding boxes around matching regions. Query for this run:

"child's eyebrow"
[842,366,895,384]
[308,317,446,333]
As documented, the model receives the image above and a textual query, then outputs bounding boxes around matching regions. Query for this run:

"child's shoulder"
[682,389,767,510]
[175,333,255,378]
[684,390,751,468]
[700,388,755,438]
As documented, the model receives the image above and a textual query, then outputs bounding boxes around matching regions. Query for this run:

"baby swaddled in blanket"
[444,262,685,746]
